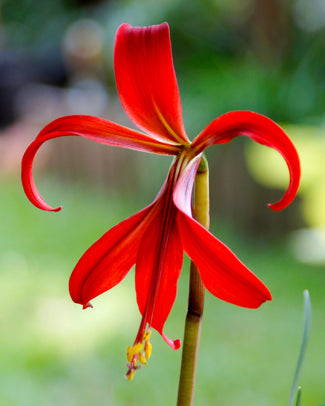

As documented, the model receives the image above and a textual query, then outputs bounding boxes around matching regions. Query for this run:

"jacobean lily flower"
[21,23,300,378]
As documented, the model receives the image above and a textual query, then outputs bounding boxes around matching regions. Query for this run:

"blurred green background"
[0,0,324,405]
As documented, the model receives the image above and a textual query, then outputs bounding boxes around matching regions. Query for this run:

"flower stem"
[177,155,209,406]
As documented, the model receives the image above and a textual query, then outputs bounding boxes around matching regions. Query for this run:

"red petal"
[135,203,183,349]
[192,111,301,210]
[173,160,271,308]
[115,23,189,144]
[21,115,179,211]
[69,203,154,307]
[177,211,272,308]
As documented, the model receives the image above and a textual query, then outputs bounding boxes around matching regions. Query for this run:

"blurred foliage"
[0,178,324,406]
[2,0,325,126]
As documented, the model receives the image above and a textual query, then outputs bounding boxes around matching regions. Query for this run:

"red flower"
[21,23,300,378]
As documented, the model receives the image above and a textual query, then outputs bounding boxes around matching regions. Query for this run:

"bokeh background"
[0,0,324,405]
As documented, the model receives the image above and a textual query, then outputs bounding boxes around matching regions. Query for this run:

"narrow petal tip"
[173,338,181,350]
[29,198,62,212]
[267,201,286,212]
[259,289,272,306]
[162,332,181,350]
[52,206,62,213]
[83,302,93,309]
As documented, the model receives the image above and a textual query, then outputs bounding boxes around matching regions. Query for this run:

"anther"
[138,352,147,365]
[145,342,152,359]
[126,346,134,363]
[143,330,152,341]
[127,370,135,381]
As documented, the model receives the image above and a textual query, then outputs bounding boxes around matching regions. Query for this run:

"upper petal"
[192,111,301,210]
[21,115,179,212]
[114,23,189,144]
[69,203,154,307]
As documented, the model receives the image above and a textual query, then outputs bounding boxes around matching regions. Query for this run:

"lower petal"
[177,211,272,309]
[69,203,154,306]
[135,206,183,348]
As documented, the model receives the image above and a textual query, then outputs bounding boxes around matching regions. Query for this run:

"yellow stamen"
[143,330,152,341]
[153,101,188,145]
[125,330,153,379]
[133,343,143,353]
[126,346,134,363]
[126,343,143,363]
[138,352,147,365]
[145,342,152,359]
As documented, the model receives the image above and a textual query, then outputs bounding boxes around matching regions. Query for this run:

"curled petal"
[69,203,154,307]
[135,204,183,349]
[176,211,272,308]
[192,111,301,210]
[21,115,179,211]
[115,23,189,144]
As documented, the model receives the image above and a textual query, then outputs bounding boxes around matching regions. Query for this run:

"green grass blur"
[0,175,324,406]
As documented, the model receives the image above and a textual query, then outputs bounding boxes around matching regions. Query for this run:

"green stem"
[177,155,209,406]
